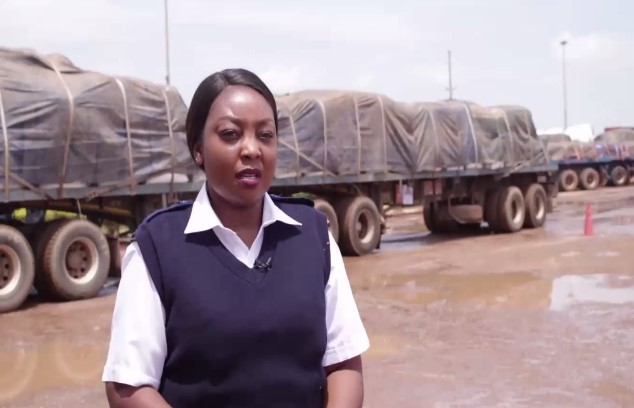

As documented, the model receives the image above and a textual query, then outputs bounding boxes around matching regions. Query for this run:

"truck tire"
[497,186,526,233]
[336,196,381,256]
[611,165,628,186]
[108,236,122,278]
[559,169,579,192]
[485,187,503,231]
[423,203,458,233]
[39,219,110,301]
[579,168,600,190]
[523,183,547,229]
[423,203,437,232]
[0,225,35,313]
[314,198,339,243]
[31,219,70,298]
[600,172,609,187]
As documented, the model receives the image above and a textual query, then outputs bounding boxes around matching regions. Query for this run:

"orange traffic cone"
[584,202,594,236]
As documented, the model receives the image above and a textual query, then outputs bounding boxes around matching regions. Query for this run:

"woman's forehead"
[208,85,274,121]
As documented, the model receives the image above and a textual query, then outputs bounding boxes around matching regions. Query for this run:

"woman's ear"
[193,142,203,167]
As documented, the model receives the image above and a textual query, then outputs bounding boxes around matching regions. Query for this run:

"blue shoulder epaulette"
[142,200,194,225]
[269,194,315,208]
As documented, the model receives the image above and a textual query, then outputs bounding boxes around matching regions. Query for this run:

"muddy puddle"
[359,271,634,407]
[1,187,633,407]
[550,273,634,311]
[359,268,634,313]
[0,340,106,405]
[546,191,634,237]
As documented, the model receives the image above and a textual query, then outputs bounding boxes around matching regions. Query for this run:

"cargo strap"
[115,79,137,195]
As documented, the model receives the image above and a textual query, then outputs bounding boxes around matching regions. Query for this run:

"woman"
[102,68,370,407]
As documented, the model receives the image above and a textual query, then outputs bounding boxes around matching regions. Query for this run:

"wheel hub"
[0,245,21,295]
[65,239,97,281]
[356,211,369,239]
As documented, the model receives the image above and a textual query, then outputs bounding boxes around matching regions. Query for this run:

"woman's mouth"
[236,168,261,188]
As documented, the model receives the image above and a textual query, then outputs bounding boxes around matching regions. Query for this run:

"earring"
[195,154,202,165]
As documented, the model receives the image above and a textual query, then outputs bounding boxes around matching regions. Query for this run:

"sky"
[1,0,632,134]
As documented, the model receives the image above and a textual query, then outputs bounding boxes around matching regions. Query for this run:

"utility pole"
[164,0,171,86]
[560,40,568,130]
[447,50,455,100]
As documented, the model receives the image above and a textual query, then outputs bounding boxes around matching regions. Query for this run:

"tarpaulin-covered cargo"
[545,140,601,161]
[542,131,632,162]
[274,90,549,179]
[595,129,634,158]
[1,46,552,202]
[539,133,571,143]
[0,47,195,201]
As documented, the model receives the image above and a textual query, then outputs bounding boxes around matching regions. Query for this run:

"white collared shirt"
[102,186,370,389]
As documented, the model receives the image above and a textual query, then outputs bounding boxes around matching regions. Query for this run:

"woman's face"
[195,85,277,208]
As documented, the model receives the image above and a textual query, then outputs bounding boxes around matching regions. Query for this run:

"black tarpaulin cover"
[0,47,194,199]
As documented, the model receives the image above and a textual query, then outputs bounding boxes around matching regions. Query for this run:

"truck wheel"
[611,165,628,186]
[336,196,381,256]
[423,203,458,233]
[559,169,579,192]
[423,203,437,232]
[0,225,35,313]
[31,219,70,298]
[40,219,110,301]
[579,168,600,190]
[107,236,122,278]
[485,187,503,231]
[523,183,547,229]
[423,203,451,233]
[497,186,526,233]
[314,198,339,243]
[600,173,609,187]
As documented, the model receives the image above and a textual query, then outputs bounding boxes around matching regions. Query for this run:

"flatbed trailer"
[540,132,634,192]
[0,160,558,314]
[270,163,558,252]
[0,47,558,313]
[554,157,633,192]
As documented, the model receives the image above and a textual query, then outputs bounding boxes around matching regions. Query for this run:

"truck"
[0,47,558,313]
[540,132,634,192]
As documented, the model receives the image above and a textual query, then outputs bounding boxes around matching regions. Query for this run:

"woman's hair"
[185,68,278,162]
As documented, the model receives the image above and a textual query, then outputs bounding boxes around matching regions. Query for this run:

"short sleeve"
[322,231,370,367]
[101,242,167,389]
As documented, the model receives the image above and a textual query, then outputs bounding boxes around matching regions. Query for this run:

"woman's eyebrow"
[216,116,274,126]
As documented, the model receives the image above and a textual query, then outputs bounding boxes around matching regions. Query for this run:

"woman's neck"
[207,186,263,247]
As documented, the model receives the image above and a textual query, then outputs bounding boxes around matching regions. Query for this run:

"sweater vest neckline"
[202,222,290,286]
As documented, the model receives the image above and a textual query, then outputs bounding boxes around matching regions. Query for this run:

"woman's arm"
[106,383,172,408]
[322,231,370,408]
[324,356,364,408]
[102,243,169,407]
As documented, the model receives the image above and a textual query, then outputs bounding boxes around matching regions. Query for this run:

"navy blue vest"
[133,195,331,408]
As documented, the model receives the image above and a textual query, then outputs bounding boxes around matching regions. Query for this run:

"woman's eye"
[220,129,239,138]
[260,132,275,139]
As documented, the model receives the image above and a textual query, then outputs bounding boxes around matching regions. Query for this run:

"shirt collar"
[183,185,302,234]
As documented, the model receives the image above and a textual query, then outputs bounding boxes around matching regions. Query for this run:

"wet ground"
[1,186,634,407]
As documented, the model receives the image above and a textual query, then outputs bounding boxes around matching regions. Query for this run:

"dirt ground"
[1,186,634,408]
